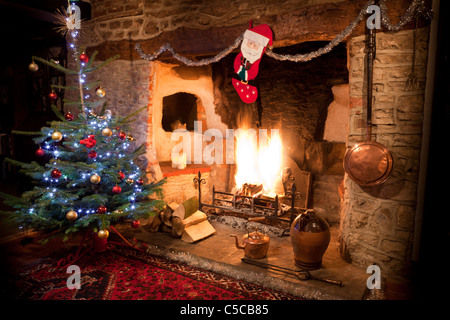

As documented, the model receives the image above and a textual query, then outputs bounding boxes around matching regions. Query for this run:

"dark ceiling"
[0,0,69,47]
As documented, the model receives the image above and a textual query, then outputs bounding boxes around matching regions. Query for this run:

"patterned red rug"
[13,245,302,300]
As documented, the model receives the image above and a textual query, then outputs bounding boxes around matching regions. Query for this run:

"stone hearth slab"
[117,219,368,300]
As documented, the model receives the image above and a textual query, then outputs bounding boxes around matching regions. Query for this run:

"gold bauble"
[126,178,134,185]
[66,210,78,222]
[51,131,63,142]
[90,174,101,184]
[98,229,109,239]
[102,128,112,137]
[96,87,106,98]
[28,62,39,72]
[126,135,134,142]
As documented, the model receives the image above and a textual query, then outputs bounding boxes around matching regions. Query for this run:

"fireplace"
[211,41,349,226]
[78,0,432,285]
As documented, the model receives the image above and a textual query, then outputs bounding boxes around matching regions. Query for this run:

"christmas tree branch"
[11,130,42,136]
[51,104,66,121]
[117,106,147,124]
[51,84,79,91]
[83,54,120,73]
[79,79,102,92]
[84,50,99,70]
[32,56,78,75]
[63,99,83,106]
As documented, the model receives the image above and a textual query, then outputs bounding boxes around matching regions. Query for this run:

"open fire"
[198,118,295,228]
[234,128,283,196]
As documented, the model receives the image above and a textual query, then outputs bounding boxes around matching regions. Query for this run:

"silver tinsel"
[380,0,433,32]
[135,0,432,65]
[135,33,243,66]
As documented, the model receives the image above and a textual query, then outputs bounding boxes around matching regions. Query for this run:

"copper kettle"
[230,217,270,259]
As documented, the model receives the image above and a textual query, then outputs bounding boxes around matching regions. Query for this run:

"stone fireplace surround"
[72,0,431,285]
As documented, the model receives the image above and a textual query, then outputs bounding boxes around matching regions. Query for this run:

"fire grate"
[194,171,303,236]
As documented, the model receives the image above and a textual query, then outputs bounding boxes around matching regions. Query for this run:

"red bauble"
[88,150,97,159]
[136,178,144,186]
[117,171,125,180]
[48,91,58,100]
[80,53,89,63]
[118,131,127,140]
[35,148,45,157]
[65,112,74,121]
[80,135,97,148]
[112,185,122,194]
[131,220,140,229]
[97,205,107,214]
[51,168,62,179]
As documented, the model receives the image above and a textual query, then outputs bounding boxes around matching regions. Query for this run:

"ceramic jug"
[290,209,330,269]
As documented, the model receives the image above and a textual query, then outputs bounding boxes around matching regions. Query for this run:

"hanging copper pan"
[344,28,393,186]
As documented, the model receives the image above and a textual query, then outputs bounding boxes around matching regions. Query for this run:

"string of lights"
[38,27,143,221]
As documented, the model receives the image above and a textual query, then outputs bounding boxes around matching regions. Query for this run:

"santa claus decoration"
[232,22,273,104]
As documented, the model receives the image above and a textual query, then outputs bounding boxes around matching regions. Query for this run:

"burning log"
[240,183,263,197]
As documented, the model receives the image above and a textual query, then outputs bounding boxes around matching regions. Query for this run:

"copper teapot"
[230,217,270,259]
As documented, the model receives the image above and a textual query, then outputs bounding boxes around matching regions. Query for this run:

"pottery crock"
[290,209,330,269]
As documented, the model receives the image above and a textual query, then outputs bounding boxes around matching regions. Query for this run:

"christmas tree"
[0,4,165,242]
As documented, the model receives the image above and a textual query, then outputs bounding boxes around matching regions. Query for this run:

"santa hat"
[243,24,273,48]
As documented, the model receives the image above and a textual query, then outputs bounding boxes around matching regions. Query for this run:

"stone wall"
[85,0,347,46]
[339,27,429,283]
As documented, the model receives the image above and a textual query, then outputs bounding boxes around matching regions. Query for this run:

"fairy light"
[28,3,150,230]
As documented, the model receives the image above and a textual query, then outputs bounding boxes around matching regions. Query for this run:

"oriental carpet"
[12,245,302,300]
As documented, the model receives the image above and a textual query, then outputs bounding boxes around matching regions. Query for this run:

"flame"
[234,129,260,189]
[234,128,282,193]
[258,130,282,193]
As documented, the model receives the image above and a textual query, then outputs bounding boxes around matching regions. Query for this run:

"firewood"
[161,202,179,227]
[173,197,199,220]
[182,210,207,228]
[181,220,216,243]
[146,214,163,232]
[161,224,172,234]
[171,216,185,237]
[172,210,207,237]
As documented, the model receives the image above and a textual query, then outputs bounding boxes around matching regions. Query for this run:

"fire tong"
[241,258,343,287]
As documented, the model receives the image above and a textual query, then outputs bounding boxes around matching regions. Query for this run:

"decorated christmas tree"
[0,3,165,243]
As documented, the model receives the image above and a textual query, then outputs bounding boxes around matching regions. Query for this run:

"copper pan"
[344,28,393,186]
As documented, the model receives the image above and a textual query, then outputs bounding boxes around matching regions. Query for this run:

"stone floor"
[117,215,370,300]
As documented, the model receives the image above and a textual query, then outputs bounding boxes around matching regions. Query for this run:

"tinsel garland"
[379,0,432,31]
[135,34,244,66]
[135,0,432,65]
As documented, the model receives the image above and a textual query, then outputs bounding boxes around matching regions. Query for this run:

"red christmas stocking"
[232,23,272,104]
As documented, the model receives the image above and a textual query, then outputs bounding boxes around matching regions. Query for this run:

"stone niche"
[150,62,227,163]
